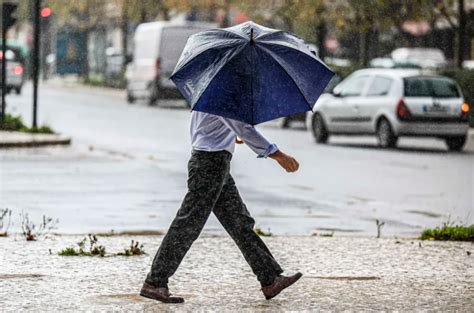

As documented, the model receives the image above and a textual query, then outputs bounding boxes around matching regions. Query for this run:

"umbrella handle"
[250,28,254,44]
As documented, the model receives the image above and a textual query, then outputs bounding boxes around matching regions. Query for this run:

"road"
[1,81,473,236]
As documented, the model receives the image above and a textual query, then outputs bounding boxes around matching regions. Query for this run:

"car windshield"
[403,76,460,98]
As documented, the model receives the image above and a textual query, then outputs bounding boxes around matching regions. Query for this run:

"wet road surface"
[1,81,473,236]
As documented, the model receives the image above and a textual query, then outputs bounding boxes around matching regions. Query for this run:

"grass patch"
[58,234,106,257]
[0,114,54,134]
[117,240,146,256]
[254,226,273,237]
[419,224,474,242]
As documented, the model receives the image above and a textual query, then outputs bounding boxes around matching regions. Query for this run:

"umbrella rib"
[257,45,315,112]
[171,39,243,79]
[220,28,248,40]
[259,40,333,72]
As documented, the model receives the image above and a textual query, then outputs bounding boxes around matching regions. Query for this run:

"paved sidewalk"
[0,235,472,311]
[0,131,71,148]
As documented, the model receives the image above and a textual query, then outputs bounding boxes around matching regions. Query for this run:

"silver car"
[307,69,470,151]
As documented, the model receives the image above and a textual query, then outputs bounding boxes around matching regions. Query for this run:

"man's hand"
[236,137,244,144]
[269,150,299,173]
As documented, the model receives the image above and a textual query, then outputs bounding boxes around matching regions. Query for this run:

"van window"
[404,76,460,98]
[367,76,392,96]
[160,26,207,72]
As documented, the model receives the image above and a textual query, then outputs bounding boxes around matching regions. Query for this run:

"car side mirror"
[332,89,342,97]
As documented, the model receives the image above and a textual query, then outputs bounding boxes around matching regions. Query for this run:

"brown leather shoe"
[261,272,303,300]
[140,282,185,303]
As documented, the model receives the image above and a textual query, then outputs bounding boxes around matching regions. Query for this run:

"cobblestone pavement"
[1,235,472,311]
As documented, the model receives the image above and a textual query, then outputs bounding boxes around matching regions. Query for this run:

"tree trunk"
[316,22,327,59]
[121,0,129,74]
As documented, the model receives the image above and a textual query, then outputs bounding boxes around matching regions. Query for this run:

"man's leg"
[146,151,230,288]
[212,174,283,287]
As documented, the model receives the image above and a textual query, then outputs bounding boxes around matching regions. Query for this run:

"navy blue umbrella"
[171,21,334,125]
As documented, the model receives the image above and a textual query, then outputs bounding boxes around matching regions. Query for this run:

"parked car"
[306,68,470,151]
[391,48,448,69]
[0,46,25,94]
[279,74,342,128]
[125,21,216,105]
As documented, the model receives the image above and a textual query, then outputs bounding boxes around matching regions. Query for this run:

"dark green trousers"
[146,150,283,288]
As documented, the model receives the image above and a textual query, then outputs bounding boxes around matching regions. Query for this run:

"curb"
[0,131,71,148]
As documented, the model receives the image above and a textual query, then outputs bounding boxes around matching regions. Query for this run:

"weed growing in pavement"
[419,223,474,242]
[0,208,12,237]
[20,212,58,241]
[375,219,385,238]
[117,240,146,256]
[254,226,273,237]
[58,234,106,257]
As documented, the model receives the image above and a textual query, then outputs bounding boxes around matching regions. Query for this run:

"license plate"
[423,105,448,113]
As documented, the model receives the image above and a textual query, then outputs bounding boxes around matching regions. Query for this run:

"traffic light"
[41,7,52,18]
[2,3,18,31]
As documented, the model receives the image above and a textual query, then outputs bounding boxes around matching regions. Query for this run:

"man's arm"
[220,117,299,172]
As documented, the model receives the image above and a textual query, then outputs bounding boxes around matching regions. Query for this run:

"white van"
[125,21,216,105]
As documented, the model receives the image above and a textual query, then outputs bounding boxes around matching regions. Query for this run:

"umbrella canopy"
[171,21,334,125]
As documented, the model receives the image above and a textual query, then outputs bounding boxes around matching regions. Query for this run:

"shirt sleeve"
[219,117,278,158]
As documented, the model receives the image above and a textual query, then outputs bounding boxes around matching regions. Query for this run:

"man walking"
[140,111,302,303]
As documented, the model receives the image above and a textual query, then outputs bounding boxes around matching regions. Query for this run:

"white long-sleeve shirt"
[190,111,278,158]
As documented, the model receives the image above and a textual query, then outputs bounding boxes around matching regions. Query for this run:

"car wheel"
[445,135,466,151]
[126,90,135,104]
[311,113,329,143]
[279,117,290,129]
[377,118,398,148]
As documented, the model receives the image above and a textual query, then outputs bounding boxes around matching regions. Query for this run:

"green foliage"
[58,234,106,257]
[0,114,55,134]
[419,224,474,242]
[254,226,273,237]
[439,69,474,127]
[83,76,126,89]
[0,114,25,131]
[319,232,334,237]
[117,240,146,256]
[57,247,80,256]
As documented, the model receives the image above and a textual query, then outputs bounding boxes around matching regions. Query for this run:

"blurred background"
[2,0,474,98]
[0,0,473,237]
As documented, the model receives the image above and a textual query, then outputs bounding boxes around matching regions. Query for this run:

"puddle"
[308,276,380,281]
[290,184,315,191]
[346,195,372,203]
[405,210,443,218]
[0,274,44,279]
[95,230,164,236]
